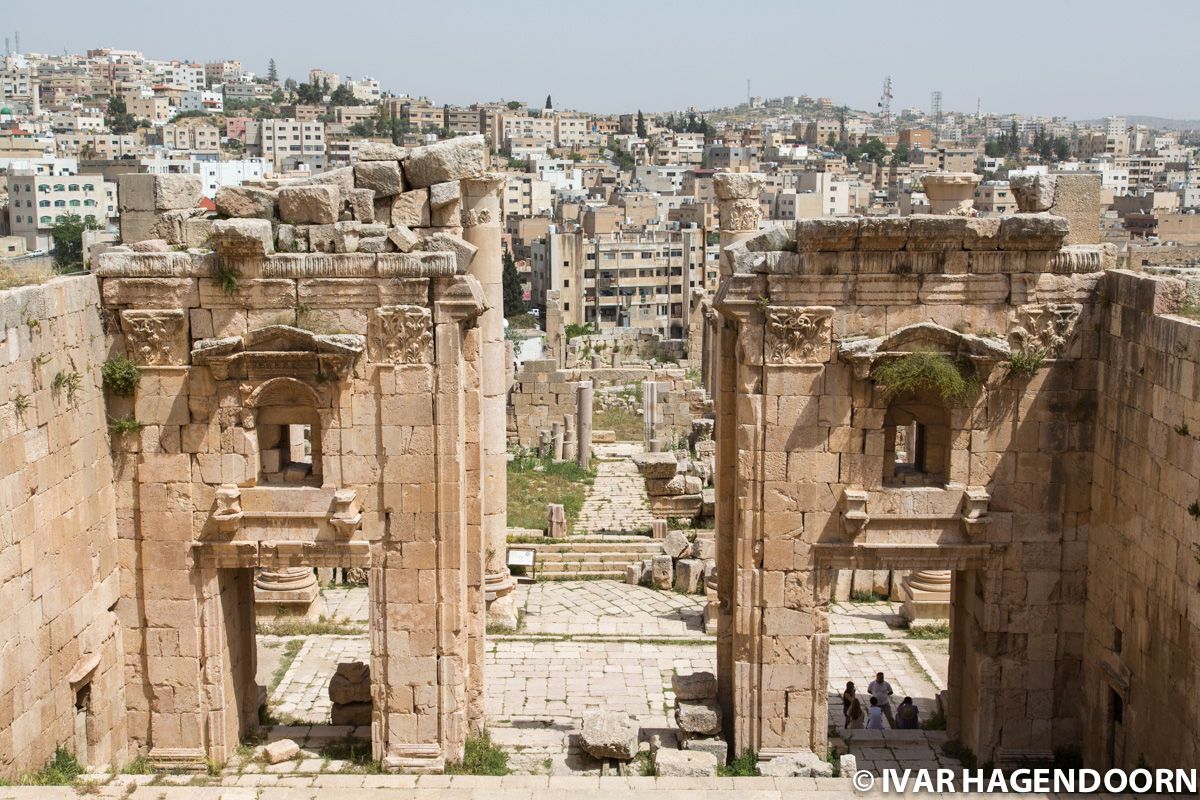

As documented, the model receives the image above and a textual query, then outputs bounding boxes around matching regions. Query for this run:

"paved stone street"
[575,444,656,533]
[261,580,957,774]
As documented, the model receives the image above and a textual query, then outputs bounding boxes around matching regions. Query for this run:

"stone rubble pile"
[625,526,714,594]
[650,671,724,776]
[579,709,640,762]
[631,443,714,521]
[114,135,491,269]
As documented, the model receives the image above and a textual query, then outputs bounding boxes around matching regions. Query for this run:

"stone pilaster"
[461,175,517,629]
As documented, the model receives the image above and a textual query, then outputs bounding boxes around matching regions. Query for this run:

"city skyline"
[4,0,1200,120]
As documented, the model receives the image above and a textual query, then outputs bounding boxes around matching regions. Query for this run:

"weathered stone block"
[758,750,833,778]
[358,143,407,161]
[414,231,477,272]
[998,214,1069,251]
[654,748,717,777]
[651,555,673,590]
[387,225,419,253]
[328,661,371,704]
[391,189,430,227]
[674,558,704,593]
[119,173,202,211]
[795,218,858,252]
[671,671,717,701]
[215,186,276,219]
[402,135,487,188]
[211,218,274,257]
[662,530,690,558]
[263,739,299,764]
[354,161,404,197]
[348,188,376,223]
[580,710,638,760]
[278,185,341,225]
[675,699,722,735]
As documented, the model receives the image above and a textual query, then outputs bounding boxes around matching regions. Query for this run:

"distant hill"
[1078,116,1200,131]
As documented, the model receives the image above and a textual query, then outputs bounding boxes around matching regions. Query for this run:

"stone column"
[713,172,766,278]
[254,567,321,619]
[562,414,576,461]
[577,380,593,470]
[899,570,953,625]
[551,421,564,461]
[462,174,517,628]
[643,379,658,447]
[922,172,980,216]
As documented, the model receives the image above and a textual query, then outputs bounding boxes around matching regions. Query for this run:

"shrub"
[718,749,759,777]
[13,393,30,415]
[922,706,948,731]
[52,370,83,404]
[108,415,144,436]
[1003,349,1046,379]
[15,747,85,785]
[444,732,509,776]
[872,351,978,405]
[102,355,141,396]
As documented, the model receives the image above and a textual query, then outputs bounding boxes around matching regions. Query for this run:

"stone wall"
[0,275,126,777]
[1084,268,1200,769]
[712,209,1106,764]
[565,328,686,369]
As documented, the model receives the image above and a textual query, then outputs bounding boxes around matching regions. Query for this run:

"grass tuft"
[507,451,594,533]
[872,350,978,405]
[444,732,509,776]
[1003,349,1046,379]
[906,622,951,639]
[12,747,86,785]
[717,749,759,776]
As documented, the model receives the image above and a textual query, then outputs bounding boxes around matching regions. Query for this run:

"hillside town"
[1,26,1199,800]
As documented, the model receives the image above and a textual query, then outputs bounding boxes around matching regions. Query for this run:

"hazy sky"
[6,0,1200,119]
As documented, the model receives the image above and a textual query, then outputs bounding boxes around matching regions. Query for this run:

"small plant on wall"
[1003,348,1046,380]
[101,355,141,396]
[872,350,978,405]
[214,262,241,297]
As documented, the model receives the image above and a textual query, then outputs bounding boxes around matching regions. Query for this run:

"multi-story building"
[247,119,326,172]
[124,94,173,125]
[55,132,144,159]
[308,69,340,90]
[5,169,117,250]
[502,173,552,219]
[181,90,223,114]
[444,106,482,136]
[204,60,243,87]
[530,228,708,336]
[151,61,204,92]
[152,124,221,154]
[973,181,1020,215]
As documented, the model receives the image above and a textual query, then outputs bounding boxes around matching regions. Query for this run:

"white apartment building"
[151,60,204,92]
[181,90,223,113]
[248,119,327,172]
[347,77,381,104]
[309,69,340,89]
[5,170,117,250]
[502,174,553,218]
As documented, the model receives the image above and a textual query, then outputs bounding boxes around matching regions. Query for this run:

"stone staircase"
[524,536,663,580]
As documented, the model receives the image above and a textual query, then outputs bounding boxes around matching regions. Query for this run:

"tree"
[826,132,837,149]
[502,249,525,317]
[1053,137,1071,161]
[1008,121,1021,156]
[892,143,910,163]
[329,84,359,106]
[267,58,278,83]
[636,109,646,139]
[295,82,323,105]
[51,214,100,271]
[860,137,889,164]
[270,88,285,104]
[105,95,138,134]
[544,94,553,110]
[506,100,523,110]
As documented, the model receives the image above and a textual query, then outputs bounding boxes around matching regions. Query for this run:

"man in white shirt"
[867,671,895,727]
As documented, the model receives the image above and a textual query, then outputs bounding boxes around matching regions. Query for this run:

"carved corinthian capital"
[371,305,433,364]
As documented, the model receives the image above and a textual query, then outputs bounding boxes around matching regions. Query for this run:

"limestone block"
[128,238,171,252]
[547,503,566,537]
[691,537,715,561]
[263,739,300,764]
[963,217,1002,250]
[331,702,372,726]
[998,214,1069,251]
[401,134,487,188]
[431,196,461,228]
[655,748,717,777]
[625,564,641,585]
[1009,174,1056,213]
[674,558,704,593]
[858,217,909,250]
[211,218,274,257]
[662,530,690,558]
[328,661,371,704]
[758,750,833,778]
[580,710,639,760]
[906,215,966,251]
[415,231,477,272]
[215,186,277,219]
[744,224,792,252]
[671,671,717,701]
[348,188,376,222]
[634,451,678,479]
[303,166,355,198]
[665,474,702,495]
[307,221,361,253]
[391,189,430,227]
[429,180,461,209]
[675,699,722,735]
[839,753,857,776]
[387,225,419,253]
[358,143,407,161]
[278,185,341,225]
[681,735,728,761]
[651,555,673,590]
[354,161,404,197]
[276,224,298,252]
[358,236,389,253]
[795,218,859,251]
[119,173,203,211]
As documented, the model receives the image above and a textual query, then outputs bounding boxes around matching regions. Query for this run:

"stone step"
[530,542,660,554]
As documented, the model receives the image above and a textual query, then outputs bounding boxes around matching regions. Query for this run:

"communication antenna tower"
[877,75,893,127]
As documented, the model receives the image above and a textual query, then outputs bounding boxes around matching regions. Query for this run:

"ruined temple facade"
[1,161,1197,778]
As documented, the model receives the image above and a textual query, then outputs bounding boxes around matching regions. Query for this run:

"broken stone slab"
[744,224,793,253]
[795,218,859,252]
[998,213,1069,251]
[633,451,678,479]
[661,530,690,559]
[278,185,341,225]
[387,225,419,253]
[675,698,722,735]
[839,753,857,776]
[690,537,715,561]
[330,702,372,726]
[262,739,300,764]
[358,142,408,161]
[354,161,404,198]
[357,236,389,253]
[391,189,430,228]
[1009,173,1057,213]
[119,173,203,211]
[402,134,487,189]
[307,221,361,254]
[215,186,277,219]
[128,239,172,253]
[415,231,477,272]
[579,710,639,760]
[329,661,371,704]
[211,218,274,257]
[664,474,702,495]
[674,558,705,594]
[348,188,376,223]
[654,748,718,777]
[671,671,717,701]
[651,555,673,590]
[624,564,641,585]
[758,749,833,778]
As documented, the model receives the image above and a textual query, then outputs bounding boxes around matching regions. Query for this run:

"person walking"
[841,681,856,727]
[867,671,895,727]
[866,696,885,730]
[896,696,920,729]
